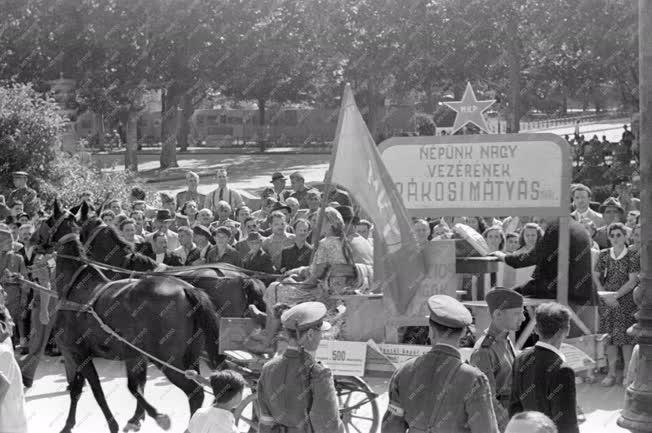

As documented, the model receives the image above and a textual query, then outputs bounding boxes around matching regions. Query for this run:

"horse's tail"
[183,285,226,370]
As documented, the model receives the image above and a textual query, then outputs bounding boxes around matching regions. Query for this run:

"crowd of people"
[0,155,643,433]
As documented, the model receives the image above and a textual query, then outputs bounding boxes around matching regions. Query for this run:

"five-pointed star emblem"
[444,82,495,134]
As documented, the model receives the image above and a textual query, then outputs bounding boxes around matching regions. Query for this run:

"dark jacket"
[142,246,184,267]
[206,245,242,267]
[184,247,202,266]
[504,219,598,305]
[242,249,274,274]
[510,345,579,433]
[280,243,313,272]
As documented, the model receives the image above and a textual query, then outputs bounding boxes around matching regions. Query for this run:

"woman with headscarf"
[258,207,354,349]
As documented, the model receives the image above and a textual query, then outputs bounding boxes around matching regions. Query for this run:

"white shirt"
[174,244,196,263]
[187,406,238,433]
[0,339,27,433]
[155,253,165,264]
[535,341,567,363]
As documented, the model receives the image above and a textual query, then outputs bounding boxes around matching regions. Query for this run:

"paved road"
[25,355,628,433]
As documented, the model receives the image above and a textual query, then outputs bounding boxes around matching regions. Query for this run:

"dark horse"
[75,203,266,319]
[31,200,226,433]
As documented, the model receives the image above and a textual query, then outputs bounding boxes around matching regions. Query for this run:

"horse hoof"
[123,421,141,432]
[155,414,171,430]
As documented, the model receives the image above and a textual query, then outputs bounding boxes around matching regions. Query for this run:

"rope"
[13,272,216,393]
[54,253,318,286]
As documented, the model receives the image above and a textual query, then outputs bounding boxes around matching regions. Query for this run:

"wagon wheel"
[335,376,380,433]
[234,392,259,433]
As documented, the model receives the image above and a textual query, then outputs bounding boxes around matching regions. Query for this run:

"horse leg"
[60,372,85,433]
[161,363,204,420]
[123,358,151,432]
[77,357,120,433]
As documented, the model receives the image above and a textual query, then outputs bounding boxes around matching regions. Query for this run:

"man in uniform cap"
[257,302,344,433]
[384,294,499,433]
[470,288,525,431]
[5,172,40,218]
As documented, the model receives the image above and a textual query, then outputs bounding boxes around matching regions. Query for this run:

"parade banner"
[328,84,425,315]
[378,134,572,218]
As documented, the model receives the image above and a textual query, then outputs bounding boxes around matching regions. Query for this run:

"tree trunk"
[160,85,179,169]
[96,112,105,151]
[425,84,434,114]
[258,99,266,152]
[177,93,194,152]
[507,10,521,133]
[367,78,380,142]
[124,112,138,172]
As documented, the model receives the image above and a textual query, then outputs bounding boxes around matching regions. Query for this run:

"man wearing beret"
[7,172,40,218]
[383,295,499,433]
[470,288,525,431]
[257,302,344,433]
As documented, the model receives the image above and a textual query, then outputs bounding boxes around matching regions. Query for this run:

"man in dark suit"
[509,302,579,433]
[491,218,598,306]
[142,232,184,266]
[242,232,274,276]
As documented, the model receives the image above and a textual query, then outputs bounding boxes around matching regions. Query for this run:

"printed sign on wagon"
[378,134,571,218]
[316,340,367,376]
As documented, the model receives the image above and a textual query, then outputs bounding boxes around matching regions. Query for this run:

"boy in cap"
[470,288,525,431]
[257,301,343,433]
[384,294,499,433]
[189,225,213,265]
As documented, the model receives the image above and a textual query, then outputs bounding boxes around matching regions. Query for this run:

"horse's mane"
[85,217,135,253]
[100,223,135,253]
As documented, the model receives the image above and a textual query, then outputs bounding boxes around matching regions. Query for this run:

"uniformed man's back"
[389,344,497,433]
[384,295,499,433]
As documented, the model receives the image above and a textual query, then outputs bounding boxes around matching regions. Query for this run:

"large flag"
[328,84,425,315]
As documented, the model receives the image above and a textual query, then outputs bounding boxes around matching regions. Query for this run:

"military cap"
[306,188,321,198]
[281,302,331,332]
[12,171,28,178]
[247,231,263,241]
[426,294,472,328]
[132,200,146,207]
[599,197,624,214]
[211,226,232,238]
[485,288,524,313]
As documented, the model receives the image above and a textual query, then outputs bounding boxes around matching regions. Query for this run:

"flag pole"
[311,83,352,248]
